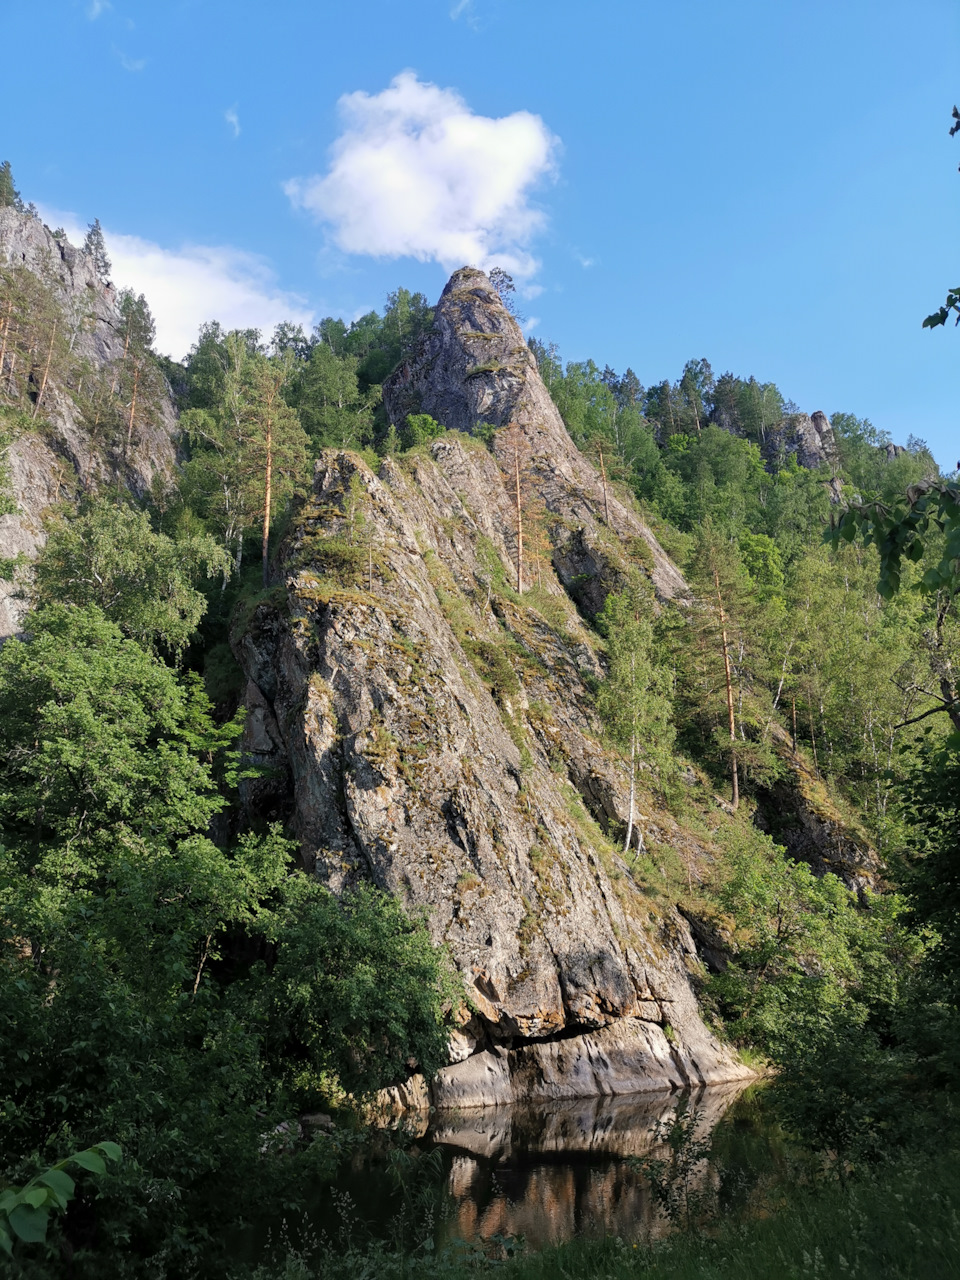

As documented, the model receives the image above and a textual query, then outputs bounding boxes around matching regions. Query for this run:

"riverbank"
[241,1143,960,1280]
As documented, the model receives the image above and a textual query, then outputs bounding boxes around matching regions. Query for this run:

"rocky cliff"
[761,409,840,472]
[233,268,752,1106]
[0,209,177,636]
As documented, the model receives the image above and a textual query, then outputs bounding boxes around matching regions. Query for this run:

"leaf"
[0,1225,12,1256]
[92,1141,122,1164]
[37,1169,75,1206]
[7,1203,49,1244]
[69,1150,106,1175]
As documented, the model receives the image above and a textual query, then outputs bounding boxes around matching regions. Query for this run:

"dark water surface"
[273,1081,788,1260]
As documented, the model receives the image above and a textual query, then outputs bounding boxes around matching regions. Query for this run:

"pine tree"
[0,161,24,211]
[682,531,781,807]
[180,335,308,584]
[489,266,522,320]
[83,218,111,282]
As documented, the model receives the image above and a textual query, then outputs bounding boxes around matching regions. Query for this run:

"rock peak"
[383,268,686,602]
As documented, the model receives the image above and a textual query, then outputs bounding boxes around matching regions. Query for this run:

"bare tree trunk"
[32,319,57,420]
[714,568,739,810]
[192,934,213,996]
[125,360,140,455]
[112,321,131,396]
[514,444,523,592]
[0,299,12,379]
[931,597,960,733]
[806,689,820,777]
[624,733,636,853]
[598,443,611,526]
[261,414,273,588]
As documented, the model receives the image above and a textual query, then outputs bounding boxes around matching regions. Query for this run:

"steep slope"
[233,268,752,1106]
[384,268,687,609]
[0,209,177,635]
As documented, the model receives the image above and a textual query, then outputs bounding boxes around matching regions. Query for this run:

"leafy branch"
[0,1142,122,1257]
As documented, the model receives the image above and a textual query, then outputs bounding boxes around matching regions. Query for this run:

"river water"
[303,1081,787,1257]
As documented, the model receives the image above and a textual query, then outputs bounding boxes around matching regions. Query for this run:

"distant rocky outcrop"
[0,209,177,636]
[232,268,752,1106]
[760,409,840,472]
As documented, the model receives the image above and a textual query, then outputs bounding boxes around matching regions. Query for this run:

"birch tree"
[597,579,676,849]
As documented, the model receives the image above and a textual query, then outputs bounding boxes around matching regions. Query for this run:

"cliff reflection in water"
[414,1082,752,1247]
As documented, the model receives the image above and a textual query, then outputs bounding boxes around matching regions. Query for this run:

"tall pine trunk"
[514,444,523,592]
[598,443,611,526]
[125,361,140,455]
[261,414,273,588]
[714,568,739,810]
[32,319,57,420]
[0,299,12,376]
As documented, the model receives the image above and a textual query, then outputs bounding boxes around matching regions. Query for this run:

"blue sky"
[6,0,958,464]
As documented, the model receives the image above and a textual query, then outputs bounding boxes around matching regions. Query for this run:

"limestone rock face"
[0,209,178,636]
[234,270,751,1104]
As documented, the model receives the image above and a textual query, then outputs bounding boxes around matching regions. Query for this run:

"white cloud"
[449,0,479,25]
[522,316,540,333]
[86,0,110,18]
[225,107,241,138]
[285,71,558,280]
[45,211,314,360]
[115,48,146,72]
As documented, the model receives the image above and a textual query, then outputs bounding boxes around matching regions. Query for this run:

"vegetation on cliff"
[1,162,958,1274]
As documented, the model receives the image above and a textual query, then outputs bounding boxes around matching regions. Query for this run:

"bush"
[400,414,445,450]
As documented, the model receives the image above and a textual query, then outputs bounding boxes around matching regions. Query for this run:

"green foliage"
[0,601,457,1271]
[596,579,676,805]
[258,880,458,1099]
[627,1100,716,1230]
[32,500,230,655]
[901,735,960,995]
[0,603,239,850]
[83,218,111,281]
[400,413,445,450]
[0,1142,121,1259]
[290,342,378,451]
[705,825,920,1058]
[179,333,310,575]
[678,531,783,793]
[924,285,960,329]
[0,160,24,210]
[828,477,960,599]
[0,263,72,428]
